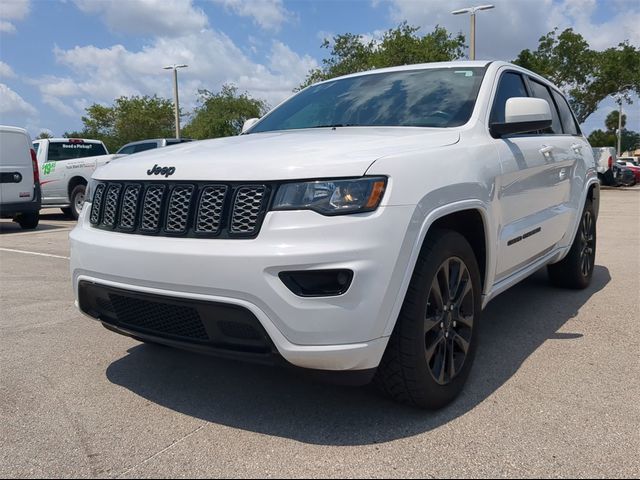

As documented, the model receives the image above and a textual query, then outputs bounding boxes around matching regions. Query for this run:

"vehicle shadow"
[106,266,610,446]
[0,212,74,235]
[0,221,64,235]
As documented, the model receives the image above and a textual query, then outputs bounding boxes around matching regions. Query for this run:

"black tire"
[67,184,86,220]
[603,170,616,186]
[15,212,39,230]
[547,199,596,289]
[374,229,482,409]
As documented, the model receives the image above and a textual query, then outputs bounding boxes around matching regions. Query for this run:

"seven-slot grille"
[90,181,270,238]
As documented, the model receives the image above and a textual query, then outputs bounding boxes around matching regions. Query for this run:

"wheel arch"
[382,200,494,338]
[67,176,88,199]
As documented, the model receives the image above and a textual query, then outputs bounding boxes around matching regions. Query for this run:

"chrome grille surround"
[140,184,165,232]
[165,185,195,233]
[102,183,122,227]
[118,184,141,230]
[89,183,106,225]
[195,185,227,234]
[230,186,266,234]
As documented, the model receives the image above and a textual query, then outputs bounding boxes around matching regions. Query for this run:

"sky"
[0,0,638,140]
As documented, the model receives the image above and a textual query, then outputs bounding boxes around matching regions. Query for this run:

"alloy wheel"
[580,210,595,277]
[424,257,474,385]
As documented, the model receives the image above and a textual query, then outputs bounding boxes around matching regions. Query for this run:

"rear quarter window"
[551,90,580,135]
[47,142,107,161]
[528,79,562,135]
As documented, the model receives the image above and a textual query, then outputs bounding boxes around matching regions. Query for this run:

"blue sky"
[1,0,638,140]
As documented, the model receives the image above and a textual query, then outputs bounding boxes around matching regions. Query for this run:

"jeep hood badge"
[147,164,176,177]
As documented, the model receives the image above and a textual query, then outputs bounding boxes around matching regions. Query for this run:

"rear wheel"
[547,199,596,289]
[65,184,86,220]
[15,212,39,230]
[374,229,482,409]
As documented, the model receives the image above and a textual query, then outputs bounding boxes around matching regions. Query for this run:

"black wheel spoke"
[438,340,447,384]
[453,275,471,308]
[424,315,441,334]
[453,333,470,354]
[439,259,451,302]
[448,338,457,379]
[425,333,444,364]
[430,277,445,310]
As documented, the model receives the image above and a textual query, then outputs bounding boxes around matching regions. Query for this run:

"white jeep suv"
[70,61,599,409]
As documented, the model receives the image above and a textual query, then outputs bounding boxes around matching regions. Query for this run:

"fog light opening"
[279,269,354,297]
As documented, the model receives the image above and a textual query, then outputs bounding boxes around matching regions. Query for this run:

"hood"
[94,127,460,181]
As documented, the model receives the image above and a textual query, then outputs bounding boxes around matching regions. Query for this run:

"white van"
[32,138,113,219]
[0,126,41,229]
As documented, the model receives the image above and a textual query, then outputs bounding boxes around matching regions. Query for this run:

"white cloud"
[0,61,16,78]
[0,83,37,117]
[33,30,318,118]
[382,0,640,61]
[0,0,30,33]
[73,0,208,37]
[211,0,292,31]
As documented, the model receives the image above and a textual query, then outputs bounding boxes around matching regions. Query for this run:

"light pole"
[614,84,633,157]
[451,5,495,60]
[163,64,188,139]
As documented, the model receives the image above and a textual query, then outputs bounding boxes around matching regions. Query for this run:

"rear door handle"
[571,143,583,153]
[539,145,554,155]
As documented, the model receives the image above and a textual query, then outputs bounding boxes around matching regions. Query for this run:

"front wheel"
[374,229,482,409]
[547,199,596,289]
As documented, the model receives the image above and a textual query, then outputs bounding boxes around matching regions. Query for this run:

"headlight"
[272,177,387,215]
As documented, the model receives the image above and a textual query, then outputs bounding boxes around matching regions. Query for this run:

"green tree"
[604,110,626,132]
[586,129,616,148]
[182,84,268,140]
[35,131,53,139]
[299,23,466,89]
[588,109,640,152]
[514,28,640,124]
[74,95,175,152]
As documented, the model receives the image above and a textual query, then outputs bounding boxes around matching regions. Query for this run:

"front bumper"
[70,203,416,372]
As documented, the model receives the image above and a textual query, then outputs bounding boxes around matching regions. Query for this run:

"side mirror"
[242,118,260,134]
[490,97,552,138]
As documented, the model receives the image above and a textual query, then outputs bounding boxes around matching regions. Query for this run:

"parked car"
[114,138,193,157]
[616,159,640,183]
[618,155,640,165]
[613,163,638,186]
[71,61,599,409]
[0,126,41,229]
[32,138,115,219]
[591,146,617,185]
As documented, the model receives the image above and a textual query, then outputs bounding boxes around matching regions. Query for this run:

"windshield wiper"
[308,123,359,129]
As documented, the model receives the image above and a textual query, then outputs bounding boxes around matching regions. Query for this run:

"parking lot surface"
[1,189,639,478]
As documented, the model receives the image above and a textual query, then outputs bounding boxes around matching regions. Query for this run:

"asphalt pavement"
[1,189,639,478]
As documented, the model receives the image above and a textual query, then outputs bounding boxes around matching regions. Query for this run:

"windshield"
[250,67,487,133]
[47,141,108,161]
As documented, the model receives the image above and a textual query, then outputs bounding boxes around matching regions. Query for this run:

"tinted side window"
[528,80,562,134]
[133,143,157,153]
[32,142,40,154]
[117,145,135,155]
[552,90,580,135]
[490,72,528,124]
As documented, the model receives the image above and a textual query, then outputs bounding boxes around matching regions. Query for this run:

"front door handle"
[571,143,583,153]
